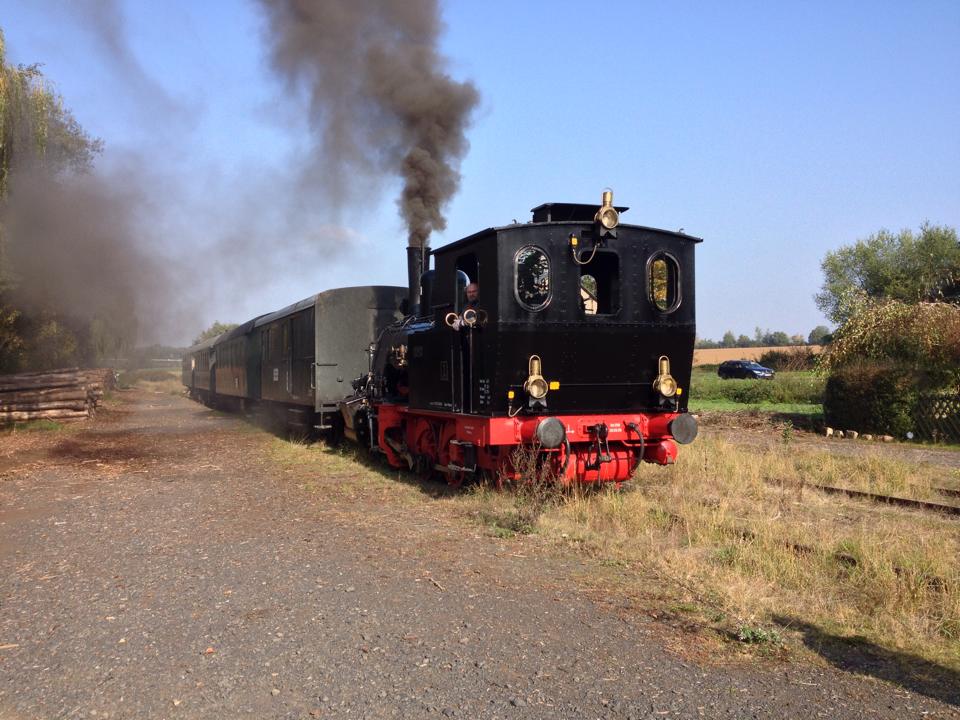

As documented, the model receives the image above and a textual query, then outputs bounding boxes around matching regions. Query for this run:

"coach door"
[290,309,314,400]
[282,320,293,395]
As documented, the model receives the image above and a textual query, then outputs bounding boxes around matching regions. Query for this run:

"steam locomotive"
[183,191,700,484]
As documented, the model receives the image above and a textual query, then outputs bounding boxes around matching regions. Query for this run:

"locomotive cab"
[364,191,701,483]
[406,199,700,422]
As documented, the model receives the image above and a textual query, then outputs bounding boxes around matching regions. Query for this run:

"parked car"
[717,360,775,380]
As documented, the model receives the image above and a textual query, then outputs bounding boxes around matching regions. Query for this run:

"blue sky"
[5,0,959,344]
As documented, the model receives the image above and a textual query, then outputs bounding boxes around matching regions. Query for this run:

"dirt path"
[1,391,957,719]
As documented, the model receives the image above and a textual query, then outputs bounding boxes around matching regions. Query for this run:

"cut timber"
[0,401,89,412]
[0,367,114,423]
[0,390,89,403]
[0,379,89,391]
[0,409,90,421]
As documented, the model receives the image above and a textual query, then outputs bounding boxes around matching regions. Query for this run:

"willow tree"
[0,27,102,371]
[0,29,101,197]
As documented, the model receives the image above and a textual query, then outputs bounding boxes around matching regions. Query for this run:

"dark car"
[717,360,775,380]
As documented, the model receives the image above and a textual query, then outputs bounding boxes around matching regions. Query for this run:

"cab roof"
[432,201,702,257]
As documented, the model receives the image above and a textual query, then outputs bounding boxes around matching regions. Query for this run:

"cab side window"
[515,246,550,311]
[648,252,681,313]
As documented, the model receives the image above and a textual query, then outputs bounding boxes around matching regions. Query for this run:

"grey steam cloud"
[257,0,480,247]
[1,163,176,344]
[0,0,193,348]
[2,0,478,350]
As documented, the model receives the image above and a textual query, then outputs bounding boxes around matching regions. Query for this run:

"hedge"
[823,364,956,438]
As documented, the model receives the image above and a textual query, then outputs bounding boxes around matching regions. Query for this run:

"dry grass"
[255,428,960,669]
[531,437,960,668]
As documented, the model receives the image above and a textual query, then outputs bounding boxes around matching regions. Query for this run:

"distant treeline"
[695,326,830,350]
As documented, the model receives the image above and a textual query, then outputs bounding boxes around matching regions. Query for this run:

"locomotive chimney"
[406,245,427,314]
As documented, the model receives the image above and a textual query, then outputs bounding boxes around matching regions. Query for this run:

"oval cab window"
[515,246,551,310]
[649,253,680,313]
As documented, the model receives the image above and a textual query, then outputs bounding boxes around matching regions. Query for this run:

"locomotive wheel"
[412,423,441,481]
[445,467,466,489]
[413,454,434,480]
[436,423,463,488]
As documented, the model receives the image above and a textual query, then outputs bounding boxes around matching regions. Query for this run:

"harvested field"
[694,345,822,366]
[0,390,957,718]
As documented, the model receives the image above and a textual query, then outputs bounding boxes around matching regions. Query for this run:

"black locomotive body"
[405,206,697,416]
[183,193,700,484]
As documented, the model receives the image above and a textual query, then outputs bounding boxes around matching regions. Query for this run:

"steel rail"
[809,482,960,516]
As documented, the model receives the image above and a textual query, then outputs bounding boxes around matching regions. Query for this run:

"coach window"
[649,252,680,313]
[579,252,619,315]
[515,246,550,311]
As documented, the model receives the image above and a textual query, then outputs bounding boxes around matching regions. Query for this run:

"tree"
[192,322,238,346]
[0,304,22,371]
[815,224,960,324]
[721,330,736,348]
[0,27,104,371]
[0,29,102,197]
[736,334,752,347]
[808,325,830,345]
[766,330,791,346]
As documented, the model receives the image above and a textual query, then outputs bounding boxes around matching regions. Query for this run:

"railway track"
[809,482,960,516]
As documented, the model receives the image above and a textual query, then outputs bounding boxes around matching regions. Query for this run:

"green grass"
[1,419,64,432]
[688,399,823,416]
[689,368,824,406]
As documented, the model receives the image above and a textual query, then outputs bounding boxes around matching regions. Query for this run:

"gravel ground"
[1,391,957,719]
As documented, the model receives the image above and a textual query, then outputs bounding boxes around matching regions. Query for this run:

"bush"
[821,300,960,379]
[823,364,956,437]
[821,301,960,439]
[757,348,818,372]
[823,365,917,437]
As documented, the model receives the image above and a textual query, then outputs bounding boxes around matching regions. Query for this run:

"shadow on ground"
[769,411,823,432]
[773,615,960,708]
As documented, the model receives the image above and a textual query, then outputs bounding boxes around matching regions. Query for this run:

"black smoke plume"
[257,0,479,247]
[1,163,176,352]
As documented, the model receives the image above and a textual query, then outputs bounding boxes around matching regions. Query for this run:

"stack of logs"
[0,368,116,425]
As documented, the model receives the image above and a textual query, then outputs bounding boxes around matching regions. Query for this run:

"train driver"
[465,282,479,309]
[452,283,481,330]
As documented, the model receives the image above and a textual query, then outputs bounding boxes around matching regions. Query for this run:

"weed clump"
[736,625,783,646]
[483,446,568,534]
